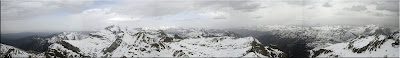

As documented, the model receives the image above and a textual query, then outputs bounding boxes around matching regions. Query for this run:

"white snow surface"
[45,25,283,57]
[0,44,44,57]
[47,32,88,43]
[311,33,400,57]
[242,24,395,49]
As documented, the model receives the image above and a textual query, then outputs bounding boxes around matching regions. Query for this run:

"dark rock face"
[150,43,167,52]
[248,39,268,56]
[103,38,122,54]
[347,35,387,53]
[348,31,400,53]
[173,34,183,39]
[1,49,15,58]
[173,50,188,57]
[45,41,87,58]
[163,37,174,42]
[44,41,83,58]
[89,33,103,38]
[266,45,286,58]
[390,31,399,47]
[45,49,87,58]
[59,41,81,53]
[1,36,51,52]
[246,39,286,58]
[45,49,68,58]
[105,25,123,35]
[311,49,333,58]
[310,31,400,57]
[256,32,313,58]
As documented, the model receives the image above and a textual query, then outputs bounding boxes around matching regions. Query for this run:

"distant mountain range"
[0,24,398,58]
[0,25,285,57]
[1,31,93,52]
[228,24,397,58]
[310,31,399,57]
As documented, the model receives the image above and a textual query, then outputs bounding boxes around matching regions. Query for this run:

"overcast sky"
[1,0,399,33]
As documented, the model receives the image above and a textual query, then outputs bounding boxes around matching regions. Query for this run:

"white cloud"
[1,0,398,33]
[1,0,94,21]
[108,17,139,22]
[300,0,398,26]
[199,11,230,19]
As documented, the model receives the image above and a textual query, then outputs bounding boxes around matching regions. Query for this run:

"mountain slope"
[241,24,394,47]
[0,32,88,53]
[42,25,285,57]
[0,44,44,57]
[231,24,395,57]
[310,31,399,57]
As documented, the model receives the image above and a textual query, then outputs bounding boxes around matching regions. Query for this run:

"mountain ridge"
[1,25,286,57]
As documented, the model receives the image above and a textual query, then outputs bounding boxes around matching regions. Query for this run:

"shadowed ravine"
[231,31,313,58]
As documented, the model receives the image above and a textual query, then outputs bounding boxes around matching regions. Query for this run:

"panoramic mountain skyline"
[1,0,399,58]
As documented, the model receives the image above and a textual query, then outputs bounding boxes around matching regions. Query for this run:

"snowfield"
[242,24,394,48]
[310,31,400,57]
[4,25,284,57]
[1,25,397,58]
[0,44,44,57]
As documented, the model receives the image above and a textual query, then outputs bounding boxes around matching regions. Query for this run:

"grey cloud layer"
[1,0,93,20]
[374,1,399,12]
[1,0,399,33]
[197,0,261,12]
[346,5,367,11]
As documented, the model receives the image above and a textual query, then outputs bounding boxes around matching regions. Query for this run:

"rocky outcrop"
[310,49,333,58]
[347,35,387,53]
[172,50,188,57]
[44,43,87,58]
[1,25,287,57]
[0,44,43,57]
[310,31,399,58]
[103,38,122,53]
[265,44,286,58]
[59,41,81,53]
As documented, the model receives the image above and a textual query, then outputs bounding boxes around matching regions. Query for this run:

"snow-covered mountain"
[229,24,396,57]
[242,24,394,48]
[310,31,399,57]
[2,24,396,57]
[1,25,285,57]
[0,44,44,57]
[46,32,88,43]
[0,32,89,54]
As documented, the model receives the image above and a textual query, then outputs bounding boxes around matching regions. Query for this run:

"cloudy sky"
[1,0,399,33]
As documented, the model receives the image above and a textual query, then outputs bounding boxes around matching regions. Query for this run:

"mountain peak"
[310,31,399,57]
[39,26,286,57]
[47,32,87,43]
[105,25,122,32]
